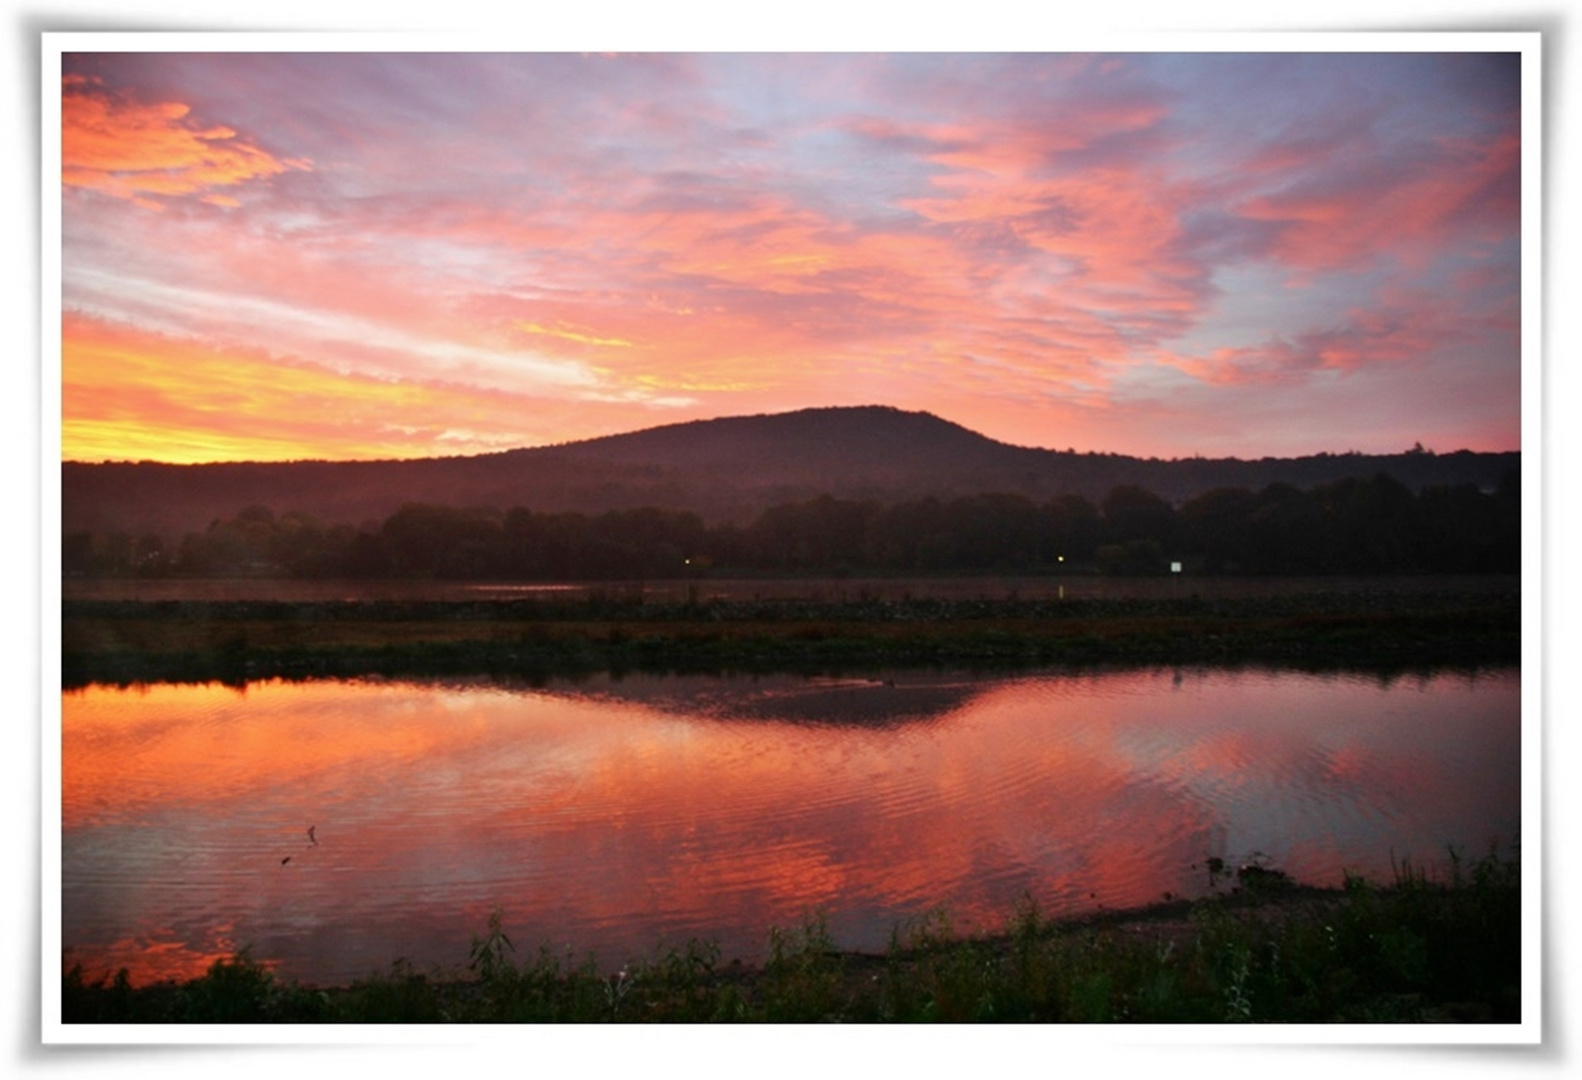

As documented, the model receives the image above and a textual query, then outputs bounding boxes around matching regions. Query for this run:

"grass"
[62,848,1522,1025]
[61,585,1519,688]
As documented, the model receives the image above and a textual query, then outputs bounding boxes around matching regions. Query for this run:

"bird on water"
[280,827,318,865]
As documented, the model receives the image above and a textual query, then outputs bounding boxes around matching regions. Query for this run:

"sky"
[55,47,1525,464]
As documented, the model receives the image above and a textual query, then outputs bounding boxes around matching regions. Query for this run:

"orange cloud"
[61,74,309,206]
[514,321,636,349]
[60,314,557,462]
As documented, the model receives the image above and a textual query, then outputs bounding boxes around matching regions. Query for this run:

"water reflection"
[551,672,985,728]
[60,667,1520,988]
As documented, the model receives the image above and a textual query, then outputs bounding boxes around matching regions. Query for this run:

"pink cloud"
[61,75,309,206]
[1162,288,1484,388]
[57,52,1524,462]
[1237,130,1520,273]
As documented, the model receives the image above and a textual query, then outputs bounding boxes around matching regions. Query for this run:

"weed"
[1220,946,1254,1022]
[468,907,515,983]
[763,912,843,1021]
[603,967,635,1018]
[61,851,1522,1024]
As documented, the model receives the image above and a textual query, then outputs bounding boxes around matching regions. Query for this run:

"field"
[61,574,1520,688]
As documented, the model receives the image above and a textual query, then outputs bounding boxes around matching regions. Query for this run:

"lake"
[60,573,1519,605]
[60,665,1520,989]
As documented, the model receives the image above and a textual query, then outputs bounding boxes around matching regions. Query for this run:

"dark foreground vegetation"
[63,849,1521,1024]
[61,582,1519,688]
[64,471,1519,582]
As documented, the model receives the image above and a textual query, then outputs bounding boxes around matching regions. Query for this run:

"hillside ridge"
[62,404,1519,540]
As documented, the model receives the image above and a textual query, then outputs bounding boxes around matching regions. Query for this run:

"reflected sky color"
[61,668,1520,987]
[58,50,1521,463]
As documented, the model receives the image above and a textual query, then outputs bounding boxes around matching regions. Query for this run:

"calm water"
[60,666,1520,987]
[61,573,1519,604]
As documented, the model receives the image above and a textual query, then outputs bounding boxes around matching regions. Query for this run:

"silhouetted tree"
[1041,493,1101,563]
[82,467,1521,583]
[380,503,502,577]
[1178,487,1258,573]
[1102,485,1177,549]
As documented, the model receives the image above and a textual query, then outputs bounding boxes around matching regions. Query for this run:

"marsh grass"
[62,848,1521,1025]
[61,586,1518,689]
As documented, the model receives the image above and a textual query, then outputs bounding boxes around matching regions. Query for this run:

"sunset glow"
[60,670,1519,987]
[56,48,1525,463]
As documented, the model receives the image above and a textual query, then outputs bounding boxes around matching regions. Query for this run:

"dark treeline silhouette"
[63,406,1521,541]
[63,471,1520,581]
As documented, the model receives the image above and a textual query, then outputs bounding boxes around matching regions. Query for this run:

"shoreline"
[61,581,1521,688]
[62,852,1523,1024]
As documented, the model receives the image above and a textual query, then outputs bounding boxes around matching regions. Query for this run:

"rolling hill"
[61,405,1520,540]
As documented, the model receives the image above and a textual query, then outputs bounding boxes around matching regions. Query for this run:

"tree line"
[63,471,1520,581]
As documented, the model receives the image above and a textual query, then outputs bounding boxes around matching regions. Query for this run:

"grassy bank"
[63,850,1521,1025]
[61,582,1519,687]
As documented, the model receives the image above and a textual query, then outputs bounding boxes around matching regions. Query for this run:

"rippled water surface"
[60,667,1520,987]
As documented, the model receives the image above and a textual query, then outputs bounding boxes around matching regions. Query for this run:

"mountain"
[60,405,1520,540]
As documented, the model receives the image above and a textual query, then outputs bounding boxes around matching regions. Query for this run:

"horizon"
[58,396,1518,464]
[55,44,1527,466]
